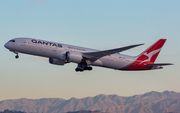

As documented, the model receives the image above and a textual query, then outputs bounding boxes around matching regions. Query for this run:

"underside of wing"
[82,43,144,62]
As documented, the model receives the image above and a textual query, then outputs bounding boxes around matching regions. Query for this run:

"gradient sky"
[0,0,180,101]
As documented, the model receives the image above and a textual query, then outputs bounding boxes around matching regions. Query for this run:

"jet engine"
[49,58,65,65]
[65,51,83,63]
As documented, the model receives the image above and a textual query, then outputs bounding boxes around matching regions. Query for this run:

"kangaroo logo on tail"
[136,39,167,65]
[139,48,161,64]
[124,39,172,70]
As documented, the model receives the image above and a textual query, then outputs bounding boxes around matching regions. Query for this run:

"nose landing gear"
[15,54,19,59]
[12,51,19,59]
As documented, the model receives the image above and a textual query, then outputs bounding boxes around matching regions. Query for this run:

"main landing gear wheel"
[88,67,92,71]
[75,68,84,72]
[84,67,92,71]
[75,67,93,72]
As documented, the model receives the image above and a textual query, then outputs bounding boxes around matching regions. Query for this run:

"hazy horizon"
[0,90,177,101]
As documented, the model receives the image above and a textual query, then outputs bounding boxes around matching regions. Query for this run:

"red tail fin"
[125,39,167,70]
[137,39,166,64]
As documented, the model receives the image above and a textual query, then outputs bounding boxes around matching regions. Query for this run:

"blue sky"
[0,0,180,101]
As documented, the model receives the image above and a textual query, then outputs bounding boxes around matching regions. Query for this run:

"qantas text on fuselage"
[4,38,172,72]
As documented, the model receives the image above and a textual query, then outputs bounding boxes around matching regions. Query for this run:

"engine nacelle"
[66,51,83,63]
[49,58,65,65]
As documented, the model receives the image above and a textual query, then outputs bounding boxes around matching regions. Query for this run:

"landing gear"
[84,67,92,71]
[75,59,93,72]
[14,51,19,59]
[75,68,84,72]
[75,66,93,72]
[12,51,19,59]
[15,55,19,59]
[75,63,93,72]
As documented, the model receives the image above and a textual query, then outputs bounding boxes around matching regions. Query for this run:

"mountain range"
[0,91,180,113]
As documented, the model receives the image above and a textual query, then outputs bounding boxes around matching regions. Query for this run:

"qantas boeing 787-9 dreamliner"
[4,38,172,72]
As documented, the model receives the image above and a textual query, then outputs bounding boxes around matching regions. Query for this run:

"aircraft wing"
[82,43,144,62]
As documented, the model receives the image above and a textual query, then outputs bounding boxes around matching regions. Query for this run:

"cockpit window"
[9,40,15,42]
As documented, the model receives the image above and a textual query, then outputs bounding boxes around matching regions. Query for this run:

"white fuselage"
[4,38,136,70]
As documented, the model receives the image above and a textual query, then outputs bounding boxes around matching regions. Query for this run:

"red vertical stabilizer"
[125,39,167,70]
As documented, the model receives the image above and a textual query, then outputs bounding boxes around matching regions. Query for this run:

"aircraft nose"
[4,42,8,49]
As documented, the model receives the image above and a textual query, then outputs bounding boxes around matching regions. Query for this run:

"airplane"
[4,38,172,72]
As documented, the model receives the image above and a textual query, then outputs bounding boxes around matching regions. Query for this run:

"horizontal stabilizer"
[145,63,173,66]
